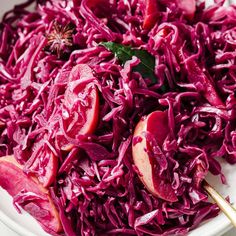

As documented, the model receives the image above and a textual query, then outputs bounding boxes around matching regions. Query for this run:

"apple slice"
[63,64,99,136]
[177,0,196,20]
[60,64,100,150]
[0,121,5,128]
[0,155,62,234]
[143,0,160,30]
[25,145,58,188]
[132,111,178,202]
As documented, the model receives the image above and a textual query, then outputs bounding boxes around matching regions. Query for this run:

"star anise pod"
[46,21,74,58]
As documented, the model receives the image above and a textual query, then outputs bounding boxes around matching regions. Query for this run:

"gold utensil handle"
[203,180,236,228]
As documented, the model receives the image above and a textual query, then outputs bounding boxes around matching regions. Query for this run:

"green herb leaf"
[101,42,157,84]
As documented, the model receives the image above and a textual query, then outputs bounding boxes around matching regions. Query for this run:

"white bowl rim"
[0,209,37,236]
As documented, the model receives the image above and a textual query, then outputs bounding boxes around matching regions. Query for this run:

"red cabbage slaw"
[1,0,236,235]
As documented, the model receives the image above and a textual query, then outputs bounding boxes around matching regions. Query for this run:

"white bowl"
[0,0,236,236]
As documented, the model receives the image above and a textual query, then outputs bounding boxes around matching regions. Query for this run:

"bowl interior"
[0,0,235,236]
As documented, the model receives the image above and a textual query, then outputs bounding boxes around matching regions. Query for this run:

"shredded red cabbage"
[1,0,236,235]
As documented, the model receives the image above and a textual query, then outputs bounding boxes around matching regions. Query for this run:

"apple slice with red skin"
[60,64,99,150]
[132,110,178,202]
[177,0,196,20]
[142,0,196,31]
[64,64,99,136]
[23,139,58,188]
[38,151,58,188]
[27,146,58,188]
[143,0,160,30]
[0,155,62,234]
[0,121,5,128]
